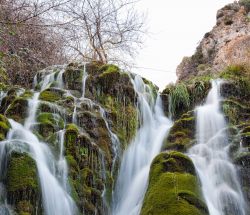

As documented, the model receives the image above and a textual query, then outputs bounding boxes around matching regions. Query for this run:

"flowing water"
[0,91,6,105]
[188,80,246,215]
[82,63,88,98]
[0,66,78,215]
[34,63,121,214]
[112,75,172,215]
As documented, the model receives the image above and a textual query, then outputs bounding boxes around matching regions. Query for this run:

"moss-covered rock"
[64,122,108,214]
[36,112,64,140]
[164,111,195,152]
[5,98,28,123]
[39,88,64,102]
[96,95,138,148]
[17,200,34,215]
[0,114,10,141]
[141,152,208,215]
[63,63,85,92]
[6,153,40,214]
[85,64,136,105]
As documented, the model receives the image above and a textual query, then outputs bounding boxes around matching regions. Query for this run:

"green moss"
[66,123,79,132]
[0,83,7,91]
[39,89,63,102]
[222,99,250,125]
[141,152,208,215]
[17,200,33,214]
[65,124,79,156]
[66,155,78,170]
[63,64,83,91]
[100,95,138,148]
[20,91,33,99]
[0,114,10,141]
[99,64,120,75]
[98,66,121,88]
[36,112,65,141]
[37,112,64,130]
[164,112,195,152]
[7,153,38,192]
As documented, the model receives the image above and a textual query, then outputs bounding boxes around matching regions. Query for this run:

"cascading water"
[0,91,6,105]
[37,63,119,214]
[188,79,246,215]
[57,129,69,191]
[3,120,77,215]
[112,75,172,215]
[82,63,88,98]
[0,66,78,215]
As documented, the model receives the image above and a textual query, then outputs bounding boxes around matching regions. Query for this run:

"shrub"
[239,0,250,12]
[169,83,190,116]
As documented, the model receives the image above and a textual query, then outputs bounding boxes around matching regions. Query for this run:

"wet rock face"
[177,2,250,81]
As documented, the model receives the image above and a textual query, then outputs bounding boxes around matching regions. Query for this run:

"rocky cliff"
[177,1,250,81]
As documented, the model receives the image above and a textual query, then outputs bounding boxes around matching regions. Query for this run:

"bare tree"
[0,0,146,86]
[59,0,146,64]
[0,0,67,86]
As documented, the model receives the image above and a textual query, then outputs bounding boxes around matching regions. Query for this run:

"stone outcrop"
[177,2,250,80]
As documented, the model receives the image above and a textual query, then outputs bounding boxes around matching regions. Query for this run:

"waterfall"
[0,91,6,105]
[3,120,77,215]
[112,75,172,215]
[0,67,78,214]
[82,63,88,98]
[56,69,65,89]
[57,129,69,191]
[188,80,246,215]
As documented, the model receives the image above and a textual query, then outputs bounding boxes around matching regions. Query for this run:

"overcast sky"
[133,0,234,90]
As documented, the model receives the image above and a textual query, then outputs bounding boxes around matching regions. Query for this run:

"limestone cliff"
[177,2,250,80]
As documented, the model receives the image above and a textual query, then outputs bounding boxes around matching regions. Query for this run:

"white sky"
[133,0,234,91]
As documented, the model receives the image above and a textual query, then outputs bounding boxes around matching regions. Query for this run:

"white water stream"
[112,75,172,215]
[0,66,78,215]
[189,80,245,215]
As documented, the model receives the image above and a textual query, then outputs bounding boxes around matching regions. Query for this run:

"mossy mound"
[64,63,84,91]
[0,114,10,141]
[141,152,208,215]
[36,112,64,140]
[39,88,64,102]
[37,112,64,128]
[164,111,195,152]
[6,153,40,214]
